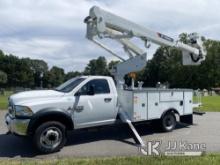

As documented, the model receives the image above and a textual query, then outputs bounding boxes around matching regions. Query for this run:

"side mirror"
[87,86,95,95]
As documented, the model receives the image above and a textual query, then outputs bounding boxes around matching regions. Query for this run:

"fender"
[27,108,74,135]
[161,108,179,119]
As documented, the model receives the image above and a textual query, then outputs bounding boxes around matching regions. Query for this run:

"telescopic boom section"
[84,6,207,86]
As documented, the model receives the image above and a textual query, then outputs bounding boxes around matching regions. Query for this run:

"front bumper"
[5,113,30,136]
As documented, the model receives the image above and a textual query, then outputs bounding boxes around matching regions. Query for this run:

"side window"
[92,79,110,94]
[78,79,110,95]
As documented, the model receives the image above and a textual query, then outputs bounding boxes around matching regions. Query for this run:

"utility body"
[5,6,206,153]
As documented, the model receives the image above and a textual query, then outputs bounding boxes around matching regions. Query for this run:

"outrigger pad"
[180,114,193,125]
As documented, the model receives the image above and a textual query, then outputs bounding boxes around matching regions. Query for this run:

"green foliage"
[197,96,220,112]
[84,56,109,75]
[65,71,82,81]
[44,66,65,88]
[0,91,13,109]
[0,53,34,87]
[108,60,120,70]
[23,58,49,87]
[0,70,7,84]
[0,50,115,88]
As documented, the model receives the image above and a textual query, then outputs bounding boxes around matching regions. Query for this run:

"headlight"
[15,105,33,117]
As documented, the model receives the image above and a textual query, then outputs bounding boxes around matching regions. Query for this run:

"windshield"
[55,77,85,93]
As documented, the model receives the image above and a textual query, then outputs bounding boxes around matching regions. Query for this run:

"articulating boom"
[84,6,207,87]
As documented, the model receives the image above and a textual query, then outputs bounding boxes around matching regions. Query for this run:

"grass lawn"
[0,91,12,110]
[197,96,220,112]
[0,155,220,165]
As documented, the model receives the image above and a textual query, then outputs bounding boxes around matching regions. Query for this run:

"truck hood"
[10,90,65,105]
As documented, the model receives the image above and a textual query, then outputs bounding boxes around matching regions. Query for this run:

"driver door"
[73,79,117,129]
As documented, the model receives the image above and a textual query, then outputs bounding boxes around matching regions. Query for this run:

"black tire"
[33,121,67,154]
[160,112,176,132]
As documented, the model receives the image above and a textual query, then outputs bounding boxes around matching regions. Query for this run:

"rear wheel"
[160,112,176,132]
[33,121,67,153]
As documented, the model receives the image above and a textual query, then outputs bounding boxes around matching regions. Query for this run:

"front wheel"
[33,121,67,153]
[160,112,176,132]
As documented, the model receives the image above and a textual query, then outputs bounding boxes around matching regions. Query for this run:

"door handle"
[74,106,84,112]
[104,98,112,103]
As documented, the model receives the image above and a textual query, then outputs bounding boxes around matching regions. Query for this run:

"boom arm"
[84,6,207,87]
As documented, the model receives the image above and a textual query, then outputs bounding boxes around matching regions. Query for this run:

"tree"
[23,58,48,87]
[84,56,109,75]
[65,71,81,81]
[0,53,35,87]
[108,60,120,70]
[44,66,65,88]
[0,70,7,85]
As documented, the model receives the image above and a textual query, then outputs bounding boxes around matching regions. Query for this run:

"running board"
[119,111,145,147]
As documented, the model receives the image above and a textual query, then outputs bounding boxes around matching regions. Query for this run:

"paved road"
[0,110,220,159]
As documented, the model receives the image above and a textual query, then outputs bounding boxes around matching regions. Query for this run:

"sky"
[0,0,219,72]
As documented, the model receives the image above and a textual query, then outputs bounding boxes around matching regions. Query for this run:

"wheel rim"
[164,115,175,130]
[40,126,62,150]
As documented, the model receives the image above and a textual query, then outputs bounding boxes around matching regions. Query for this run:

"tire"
[33,121,67,153]
[160,112,176,132]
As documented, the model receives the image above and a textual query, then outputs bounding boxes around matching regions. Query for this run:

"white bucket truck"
[5,6,206,153]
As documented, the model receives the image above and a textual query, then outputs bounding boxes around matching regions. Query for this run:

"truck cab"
[5,76,118,153]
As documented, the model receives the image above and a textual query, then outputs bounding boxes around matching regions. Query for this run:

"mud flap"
[180,114,193,125]
[193,110,206,115]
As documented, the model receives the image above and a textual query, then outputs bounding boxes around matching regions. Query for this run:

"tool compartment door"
[183,91,193,114]
[133,92,147,121]
[159,91,183,101]
[147,92,160,119]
